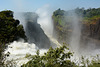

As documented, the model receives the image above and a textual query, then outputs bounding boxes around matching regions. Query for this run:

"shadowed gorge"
[0,1,100,66]
[24,12,51,48]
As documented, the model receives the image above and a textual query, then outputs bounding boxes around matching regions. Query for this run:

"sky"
[0,0,100,12]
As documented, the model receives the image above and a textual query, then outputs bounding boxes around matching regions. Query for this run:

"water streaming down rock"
[69,11,81,55]
[4,12,51,66]
[64,11,100,66]
[23,12,51,48]
[35,6,61,47]
[36,5,54,36]
[4,6,59,67]
[4,7,100,67]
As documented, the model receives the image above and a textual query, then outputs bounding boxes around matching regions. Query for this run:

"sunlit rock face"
[82,19,100,40]
[24,12,51,49]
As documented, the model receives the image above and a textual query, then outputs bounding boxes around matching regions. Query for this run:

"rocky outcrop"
[82,19,100,40]
[24,12,51,49]
[52,19,70,44]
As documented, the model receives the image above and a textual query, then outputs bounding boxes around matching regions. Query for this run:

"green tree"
[22,45,77,67]
[0,10,27,66]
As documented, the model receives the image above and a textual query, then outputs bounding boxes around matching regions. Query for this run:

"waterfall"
[4,6,58,67]
[69,11,81,55]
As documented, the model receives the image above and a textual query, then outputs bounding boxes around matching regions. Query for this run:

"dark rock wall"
[82,19,100,40]
[24,12,51,49]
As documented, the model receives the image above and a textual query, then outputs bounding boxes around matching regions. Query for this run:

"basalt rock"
[82,19,100,40]
[24,12,51,49]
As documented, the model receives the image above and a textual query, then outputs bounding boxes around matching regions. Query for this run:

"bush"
[0,10,27,66]
[21,45,77,67]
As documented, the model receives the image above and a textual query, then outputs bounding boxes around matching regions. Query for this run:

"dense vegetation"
[0,10,27,66]
[52,7,100,43]
[51,8,100,67]
[21,45,100,67]
[22,45,77,67]
[53,7,100,27]
[0,8,100,67]
[0,11,27,44]
[74,7,100,24]
[75,7,100,18]
[52,8,71,43]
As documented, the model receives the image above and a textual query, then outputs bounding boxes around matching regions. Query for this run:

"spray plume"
[36,5,54,36]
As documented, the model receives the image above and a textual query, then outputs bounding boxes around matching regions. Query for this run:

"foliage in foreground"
[88,55,100,67]
[22,45,100,67]
[0,10,27,45]
[22,45,77,67]
[0,10,27,66]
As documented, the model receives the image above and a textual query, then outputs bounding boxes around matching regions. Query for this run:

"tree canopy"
[0,10,27,45]
[0,10,27,66]
[21,45,77,67]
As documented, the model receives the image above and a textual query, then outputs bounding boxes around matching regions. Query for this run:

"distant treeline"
[52,7,100,43]
[53,7,100,18]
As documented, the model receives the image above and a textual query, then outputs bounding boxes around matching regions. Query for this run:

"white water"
[4,36,61,67]
[69,12,81,56]
[48,35,61,47]
[36,5,54,36]
[4,6,58,67]
[68,12,100,66]
[35,6,61,48]
[4,6,100,67]
[4,41,48,67]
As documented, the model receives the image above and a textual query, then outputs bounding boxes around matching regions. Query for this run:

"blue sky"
[0,0,100,12]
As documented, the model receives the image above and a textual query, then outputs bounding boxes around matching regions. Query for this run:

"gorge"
[0,7,100,67]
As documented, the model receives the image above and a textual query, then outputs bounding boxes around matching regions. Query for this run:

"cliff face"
[82,19,100,40]
[52,9,100,47]
[53,18,100,45]
[24,12,51,49]
[53,18,70,44]
[52,8,100,45]
[52,9,71,44]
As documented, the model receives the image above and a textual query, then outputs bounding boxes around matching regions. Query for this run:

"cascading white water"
[4,5,59,67]
[4,40,48,67]
[36,5,61,47]
[36,5,54,36]
[69,12,81,55]
[3,0,61,66]
[68,11,100,66]
[68,11,100,56]
[3,1,100,66]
